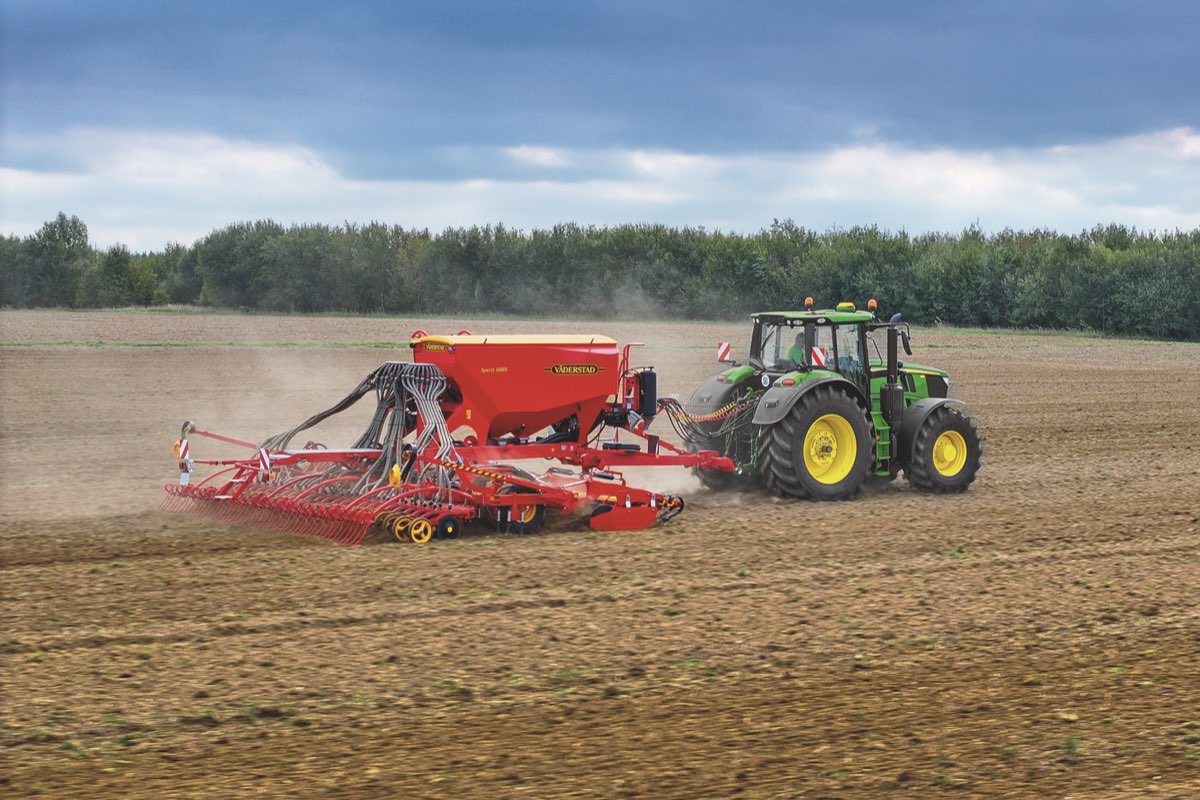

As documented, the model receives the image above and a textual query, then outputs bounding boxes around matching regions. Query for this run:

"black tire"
[682,378,754,491]
[436,515,462,540]
[759,385,873,500]
[905,406,982,493]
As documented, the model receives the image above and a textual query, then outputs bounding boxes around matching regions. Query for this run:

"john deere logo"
[548,363,602,375]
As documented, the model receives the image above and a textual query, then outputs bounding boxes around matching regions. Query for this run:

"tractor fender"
[684,373,741,413]
[896,397,965,465]
[751,376,868,426]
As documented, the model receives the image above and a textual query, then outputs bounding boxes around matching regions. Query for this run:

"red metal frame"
[162,333,732,543]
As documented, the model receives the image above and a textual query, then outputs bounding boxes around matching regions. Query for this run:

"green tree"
[76,244,165,307]
[196,220,284,308]
[19,213,95,306]
[0,233,23,306]
[146,243,202,304]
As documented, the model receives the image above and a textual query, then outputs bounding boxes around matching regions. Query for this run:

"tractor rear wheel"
[682,380,755,491]
[688,417,757,491]
[759,385,873,500]
[905,406,981,493]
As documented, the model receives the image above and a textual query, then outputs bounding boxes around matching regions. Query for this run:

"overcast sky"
[2,0,1199,249]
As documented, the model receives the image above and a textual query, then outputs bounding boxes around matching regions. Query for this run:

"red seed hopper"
[160,332,734,544]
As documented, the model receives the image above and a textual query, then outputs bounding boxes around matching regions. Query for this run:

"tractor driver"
[787,331,806,367]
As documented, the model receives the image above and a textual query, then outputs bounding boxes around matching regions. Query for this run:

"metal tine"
[314,520,335,540]
[343,514,371,544]
[290,512,315,537]
[278,513,299,533]
[343,524,370,546]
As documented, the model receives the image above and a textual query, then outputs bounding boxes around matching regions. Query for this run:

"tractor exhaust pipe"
[880,327,904,428]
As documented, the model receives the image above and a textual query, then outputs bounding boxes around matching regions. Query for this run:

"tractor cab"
[749,300,876,393]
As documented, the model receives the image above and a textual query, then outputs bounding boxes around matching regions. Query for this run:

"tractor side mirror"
[888,314,912,355]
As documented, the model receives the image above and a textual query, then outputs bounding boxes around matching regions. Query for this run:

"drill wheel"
[390,516,414,542]
[409,518,435,544]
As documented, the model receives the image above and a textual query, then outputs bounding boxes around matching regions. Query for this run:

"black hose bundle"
[258,361,455,493]
[259,361,411,452]
[657,391,759,446]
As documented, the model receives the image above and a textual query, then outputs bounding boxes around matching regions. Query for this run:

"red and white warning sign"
[716,341,731,361]
[811,346,828,368]
[177,438,193,485]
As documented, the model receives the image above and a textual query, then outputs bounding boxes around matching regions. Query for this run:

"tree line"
[2,213,1198,340]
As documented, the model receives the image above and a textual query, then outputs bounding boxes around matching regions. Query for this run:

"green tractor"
[673,298,981,499]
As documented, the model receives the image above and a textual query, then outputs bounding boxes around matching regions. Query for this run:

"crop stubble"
[2,310,1199,798]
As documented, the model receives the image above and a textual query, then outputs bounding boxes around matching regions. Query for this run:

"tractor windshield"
[753,320,865,378]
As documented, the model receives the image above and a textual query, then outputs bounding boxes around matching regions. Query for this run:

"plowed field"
[3,309,1199,799]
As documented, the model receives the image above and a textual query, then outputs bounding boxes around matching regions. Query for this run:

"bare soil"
[2,309,1199,798]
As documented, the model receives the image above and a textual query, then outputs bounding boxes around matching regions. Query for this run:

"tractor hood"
[898,362,949,378]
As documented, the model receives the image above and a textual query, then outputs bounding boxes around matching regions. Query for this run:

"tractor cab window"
[785,327,806,367]
[834,324,866,385]
[865,326,886,364]
[809,324,864,378]
[812,325,834,369]
[755,322,802,370]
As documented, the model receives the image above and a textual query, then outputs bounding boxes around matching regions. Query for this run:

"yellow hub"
[390,516,413,542]
[512,503,538,525]
[409,518,434,544]
[803,413,857,485]
[933,430,968,477]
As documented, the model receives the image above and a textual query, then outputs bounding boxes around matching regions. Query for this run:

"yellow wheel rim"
[513,503,538,524]
[933,430,968,477]
[803,413,857,485]
[390,516,413,542]
[409,518,434,544]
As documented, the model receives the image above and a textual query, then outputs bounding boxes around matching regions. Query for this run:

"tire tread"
[906,406,982,493]
[759,385,871,500]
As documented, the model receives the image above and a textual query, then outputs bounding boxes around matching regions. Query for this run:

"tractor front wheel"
[760,385,873,500]
[905,406,982,493]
